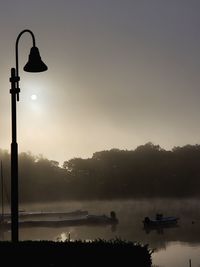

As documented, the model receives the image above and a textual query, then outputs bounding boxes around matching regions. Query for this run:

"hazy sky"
[1,0,200,164]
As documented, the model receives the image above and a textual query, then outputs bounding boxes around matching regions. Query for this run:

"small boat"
[0,210,89,221]
[1,211,118,228]
[143,213,179,227]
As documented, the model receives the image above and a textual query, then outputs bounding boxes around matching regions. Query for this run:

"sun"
[31,94,37,101]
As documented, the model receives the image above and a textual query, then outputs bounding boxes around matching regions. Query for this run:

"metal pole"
[9,29,45,242]
[1,160,3,222]
[9,30,35,242]
[10,67,20,242]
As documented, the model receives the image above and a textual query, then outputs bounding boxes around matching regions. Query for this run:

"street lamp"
[9,29,48,242]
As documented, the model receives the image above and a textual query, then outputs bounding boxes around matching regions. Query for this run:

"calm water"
[1,199,200,267]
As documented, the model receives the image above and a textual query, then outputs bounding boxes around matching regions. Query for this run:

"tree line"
[0,142,200,203]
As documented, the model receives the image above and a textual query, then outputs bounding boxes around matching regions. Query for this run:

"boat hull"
[0,214,118,229]
[144,220,178,227]
[143,216,179,227]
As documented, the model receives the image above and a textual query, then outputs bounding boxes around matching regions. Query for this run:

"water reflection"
[143,223,180,235]
[56,232,71,242]
[153,242,200,267]
[1,199,200,265]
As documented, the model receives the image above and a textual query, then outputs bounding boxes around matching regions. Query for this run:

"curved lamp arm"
[15,29,36,80]
[10,29,47,243]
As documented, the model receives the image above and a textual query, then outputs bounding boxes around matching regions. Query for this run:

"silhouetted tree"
[1,143,200,202]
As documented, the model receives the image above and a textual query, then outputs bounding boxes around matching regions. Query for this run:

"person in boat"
[156,213,163,220]
[110,211,116,220]
[144,217,150,224]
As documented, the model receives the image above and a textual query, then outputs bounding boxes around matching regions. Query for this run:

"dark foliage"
[1,142,200,202]
[0,239,152,267]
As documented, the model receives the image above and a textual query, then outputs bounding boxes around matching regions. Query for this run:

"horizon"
[1,141,199,165]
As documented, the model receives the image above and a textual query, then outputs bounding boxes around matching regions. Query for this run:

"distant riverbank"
[1,143,200,202]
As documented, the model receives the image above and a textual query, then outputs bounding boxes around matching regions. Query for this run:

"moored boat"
[0,209,88,221]
[143,213,179,227]
[0,211,118,228]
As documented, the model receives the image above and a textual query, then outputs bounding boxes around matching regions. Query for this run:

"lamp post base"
[11,142,19,242]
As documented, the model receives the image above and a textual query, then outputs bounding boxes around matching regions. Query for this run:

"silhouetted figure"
[110,211,116,220]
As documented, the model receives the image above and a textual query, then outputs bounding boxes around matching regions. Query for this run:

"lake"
[1,198,200,266]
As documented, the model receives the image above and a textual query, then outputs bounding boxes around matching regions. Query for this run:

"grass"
[0,238,153,266]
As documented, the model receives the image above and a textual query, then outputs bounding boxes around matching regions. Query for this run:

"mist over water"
[1,198,200,243]
[1,198,200,266]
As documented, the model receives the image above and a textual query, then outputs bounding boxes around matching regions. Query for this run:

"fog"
[1,143,200,203]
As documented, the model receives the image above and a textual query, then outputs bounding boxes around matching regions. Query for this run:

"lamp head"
[23,46,48,72]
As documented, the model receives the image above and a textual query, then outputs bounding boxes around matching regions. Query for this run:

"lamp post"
[10,29,48,242]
